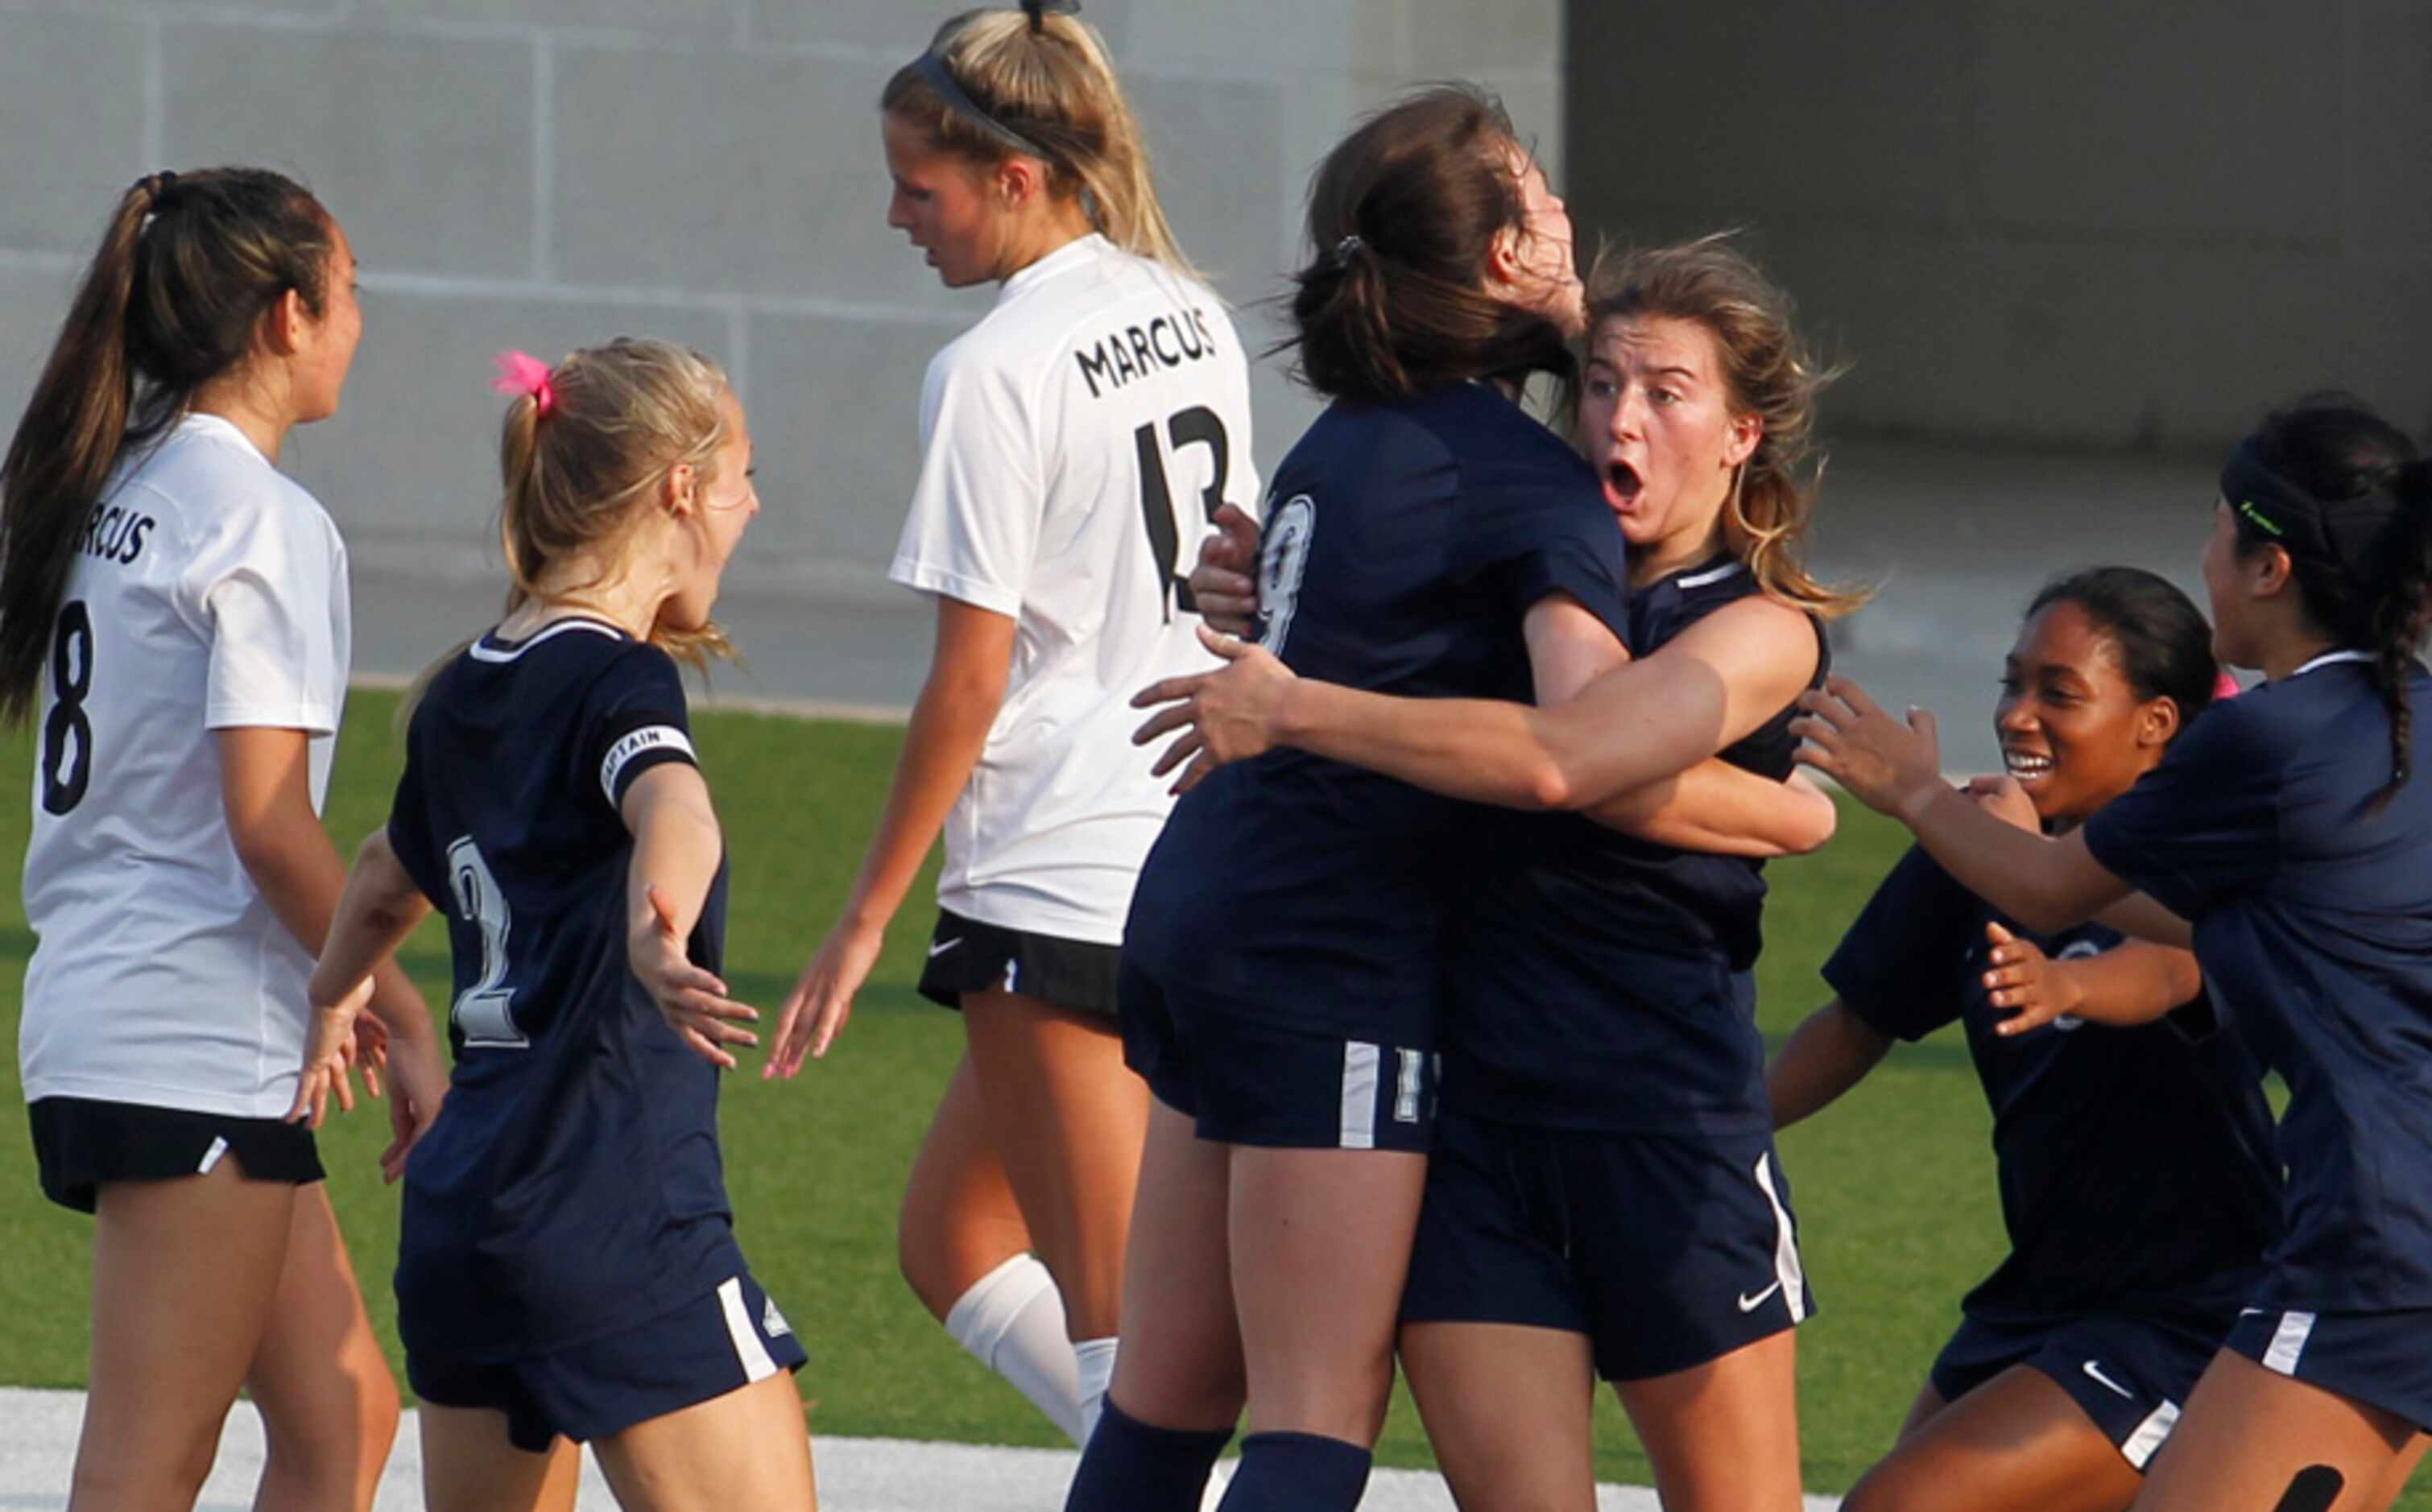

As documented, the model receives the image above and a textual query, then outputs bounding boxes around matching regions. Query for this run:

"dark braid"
[2232,395,2430,812]
[2370,459,2432,802]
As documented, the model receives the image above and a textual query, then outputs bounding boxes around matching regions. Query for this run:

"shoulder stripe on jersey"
[469,617,626,663]
[1676,561,1747,591]
[601,725,696,806]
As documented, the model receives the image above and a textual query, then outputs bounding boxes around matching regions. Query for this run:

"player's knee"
[1839,1452,1949,1512]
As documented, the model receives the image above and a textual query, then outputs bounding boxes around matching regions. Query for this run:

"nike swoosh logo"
[2083,1360,2135,1399]
[928,938,962,958]
[1737,1281,1783,1313]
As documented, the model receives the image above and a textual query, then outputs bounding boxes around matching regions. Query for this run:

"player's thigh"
[2134,1350,2414,1512]
[1107,1097,1243,1430]
[1611,1328,1804,1512]
[1891,1379,1952,1445]
[1400,1322,1597,1512]
[591,1371,817,1512]
[1228,1141,1429,1444]
[77,1163,297,1502]
[962,987,1148,1332]
[246,1182,399,1508]
[419,1403,581,1512]
[896,1052,1031,1320]
[1843,1364,2140,1512]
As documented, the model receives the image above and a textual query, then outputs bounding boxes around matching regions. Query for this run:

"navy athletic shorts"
[2226,1303,2432,1434]
[1930,1310,2223,1469]
[29,1096,324,1214]
[918,908,1123,1017]
[408,1272,807,1452]
[1120,960,1434,1151]
[1399,1110,1810,1380]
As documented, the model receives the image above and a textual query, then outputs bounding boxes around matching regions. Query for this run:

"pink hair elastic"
[490,349,555,419]
[2215,670,2244,701]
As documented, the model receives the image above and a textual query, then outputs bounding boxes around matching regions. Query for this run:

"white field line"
[0,1387,1841,1510]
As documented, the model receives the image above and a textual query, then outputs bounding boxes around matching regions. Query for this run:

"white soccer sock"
[944,1254,1085,1444]
[1073,1335,1119,1448]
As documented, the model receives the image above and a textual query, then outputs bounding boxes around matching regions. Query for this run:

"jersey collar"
[2288,648,2373,679]
[1000,233,1110,303]
[469,615,630,663]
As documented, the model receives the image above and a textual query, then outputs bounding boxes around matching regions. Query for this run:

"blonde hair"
[494,337,738,667]
[1587,233,1867,620]
[881,8,1197,282]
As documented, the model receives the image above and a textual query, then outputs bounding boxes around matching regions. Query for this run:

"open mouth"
[2002,747,2056,782]
[1603,458,1644,511]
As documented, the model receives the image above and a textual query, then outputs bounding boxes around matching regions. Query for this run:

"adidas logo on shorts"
[763,1295,793,1340]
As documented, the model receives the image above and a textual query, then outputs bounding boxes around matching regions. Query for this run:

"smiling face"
[660,388,759,632]
[882,110,1011,288]
[1996,599,2177,825]
[1579,313,1761,576]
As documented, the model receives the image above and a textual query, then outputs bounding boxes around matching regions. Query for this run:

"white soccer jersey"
[19,412,350,1119]
[892,233,1259,944]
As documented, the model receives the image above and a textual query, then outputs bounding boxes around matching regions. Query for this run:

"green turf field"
[2,692,2402,1503]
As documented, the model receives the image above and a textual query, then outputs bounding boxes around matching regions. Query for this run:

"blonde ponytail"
[881,8,1200,282]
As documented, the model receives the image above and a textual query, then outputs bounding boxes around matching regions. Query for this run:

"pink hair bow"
[490,349,555,419]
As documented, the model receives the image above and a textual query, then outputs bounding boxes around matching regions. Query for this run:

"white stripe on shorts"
[2119,1398,2180,1469]
[1752,1152,1808,1322]
[1339,1042,1380,1151]
[197,1135,230,1175]
[2263,1310,2316,1376]
[718,1276,780,1383]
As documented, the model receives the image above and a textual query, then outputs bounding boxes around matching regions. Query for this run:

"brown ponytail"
[0,167,333,726]
[1279,85,1574,404]
[881,9,1197,281]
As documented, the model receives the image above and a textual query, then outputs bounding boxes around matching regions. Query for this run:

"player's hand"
[1131,625,1297,794]
[1189,503,1261,636]
[1963,774,2038,832]
[349,1007,390,1101]
[767,916,884,1078]
[1792,675,1946,823]
[288,974,376,1129]
[631,883,761,1071]
[378,1033,449,1184]
[1983,922,2083,1036]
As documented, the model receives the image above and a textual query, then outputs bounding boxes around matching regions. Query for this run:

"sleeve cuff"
[204,703,338,737]
[890,556,1024,619]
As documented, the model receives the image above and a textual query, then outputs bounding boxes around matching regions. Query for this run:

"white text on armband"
[601,725,697,806]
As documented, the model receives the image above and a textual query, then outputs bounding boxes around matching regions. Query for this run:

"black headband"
[912,1,1082,160]
[2220,436,2400,577]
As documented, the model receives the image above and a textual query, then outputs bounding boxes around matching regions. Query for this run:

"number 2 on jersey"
[1136,406,1231,622]
[445,837,530,1047]
[40,601,95,816]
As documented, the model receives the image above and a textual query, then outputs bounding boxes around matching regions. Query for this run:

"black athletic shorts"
[1120,958,1435,1151]
[1931,1309,2221,1470]
[916,907,1122,1016]
[1399,1110,1810,1380]
[29,1095,325,1214]
[410,1271,807,1452]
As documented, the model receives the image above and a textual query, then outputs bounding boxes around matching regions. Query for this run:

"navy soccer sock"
[1215,1431,1372,1512]
[1063,1396,1234,1512]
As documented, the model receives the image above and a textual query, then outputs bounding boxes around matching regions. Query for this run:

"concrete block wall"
[0,0,1562,594]
[1565,0,2432,453]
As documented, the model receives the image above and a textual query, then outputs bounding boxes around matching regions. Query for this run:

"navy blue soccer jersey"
[1824,842,2279,1330]
[1445,557,1824,1133]
[383,616,742,1361]
[1124,382,1629,1043]
[2083,652,2432,1312]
